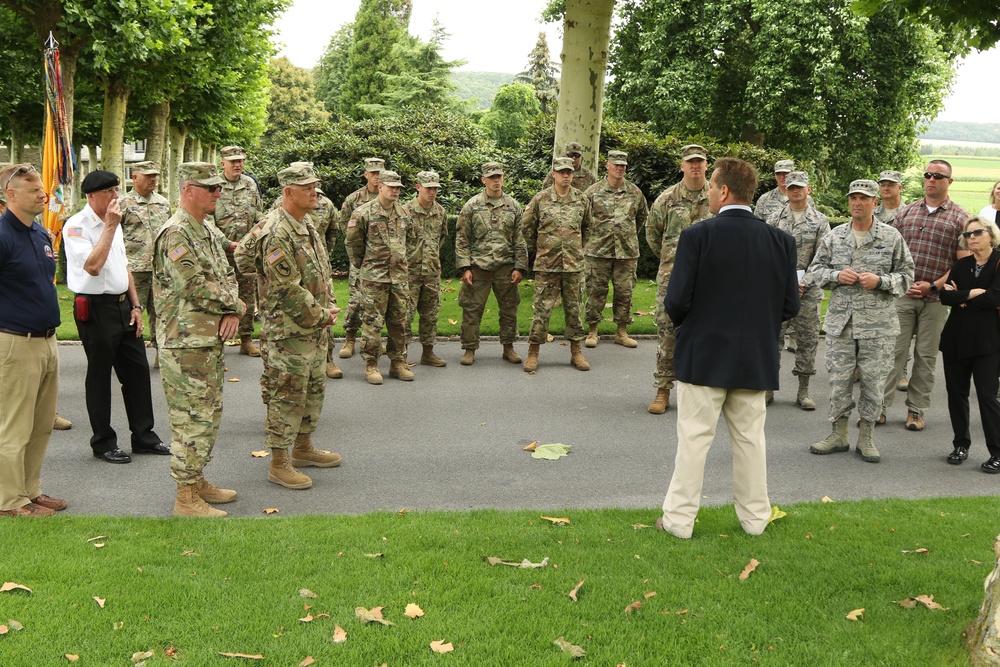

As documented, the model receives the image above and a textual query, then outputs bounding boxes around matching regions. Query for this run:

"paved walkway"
[41,338,997,517]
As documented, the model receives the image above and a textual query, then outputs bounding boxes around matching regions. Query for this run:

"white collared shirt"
[64,203,130,295]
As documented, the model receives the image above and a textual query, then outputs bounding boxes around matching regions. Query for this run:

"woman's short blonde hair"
[959,215,1000,250]
[990,179,1000,206]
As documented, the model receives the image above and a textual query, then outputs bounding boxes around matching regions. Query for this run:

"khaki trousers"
[0,333,59,510]
[661,382,771,538]
[883,298,948,416]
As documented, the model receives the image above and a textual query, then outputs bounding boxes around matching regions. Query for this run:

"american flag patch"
[168,245,188,261]
[347,219,357,228]
[65,227,83,238]
[266,248,284,264]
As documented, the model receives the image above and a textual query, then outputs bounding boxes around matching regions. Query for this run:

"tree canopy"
[515,32,559,114]
[853,0,999,52]
[339,0,412,117]
[265,56,329,141]
[480,83,541,149]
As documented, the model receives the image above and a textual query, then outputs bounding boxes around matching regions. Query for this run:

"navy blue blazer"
[665,207,800,390]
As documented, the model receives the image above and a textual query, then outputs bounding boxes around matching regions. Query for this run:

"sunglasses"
[3,164,38,192]
[190,183,223,194]
[923,172,950,180]
[962,228,988,239]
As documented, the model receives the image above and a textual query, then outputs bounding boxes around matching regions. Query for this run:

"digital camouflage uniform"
[119,186,170,347]
[646,181,712,389]
[583,176,648,326]
[153,207,245,486]
[340,186,379,336]
[542,166,597,192]
[455,191,528,349]
[873,202,904,226]
[753,187,789,222]
[403,196,448,346]
[212,174,263,335]
[522,186,592,344]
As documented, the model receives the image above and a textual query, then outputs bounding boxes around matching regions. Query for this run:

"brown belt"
[0,327,56,338]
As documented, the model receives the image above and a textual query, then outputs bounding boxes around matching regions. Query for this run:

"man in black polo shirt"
[0,164,65,516]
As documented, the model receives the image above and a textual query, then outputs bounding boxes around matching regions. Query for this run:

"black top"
[0,209,61,332]
[940,249,1000,359]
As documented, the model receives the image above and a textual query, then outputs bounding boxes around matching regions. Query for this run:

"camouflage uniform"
[212,174,263,336]
[583,176,648,326]
[806,211,914,423]
[455,191,528,350]
[522,185,592,344]
[874,202,904,226]
[753,187,788,222]
[235,212,278,403]
[542,166,597,192]
[340,186,380,337]
[646,181,712,389]
[119,185,170,347]
[403,196,448,346]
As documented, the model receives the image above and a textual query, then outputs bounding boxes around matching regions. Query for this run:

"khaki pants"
[883,298,948,416]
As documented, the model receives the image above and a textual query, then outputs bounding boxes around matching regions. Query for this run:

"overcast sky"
[272,0,995,124]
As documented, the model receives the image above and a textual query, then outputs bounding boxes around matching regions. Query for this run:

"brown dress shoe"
[0,503,56,517]
[31,494,67,511]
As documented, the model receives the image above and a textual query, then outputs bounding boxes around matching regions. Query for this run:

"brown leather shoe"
[31,494,67,511]
[905,410,925,431]
[0,503,56,517]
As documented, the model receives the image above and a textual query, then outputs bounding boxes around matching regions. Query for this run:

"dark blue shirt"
[0,209,60,332]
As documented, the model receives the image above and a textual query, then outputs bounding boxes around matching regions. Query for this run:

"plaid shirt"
[893,197,968,302]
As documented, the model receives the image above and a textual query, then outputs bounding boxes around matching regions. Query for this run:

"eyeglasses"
[924,172,950,180]
[2,165,37,192]
[962,228,988,239]
[190,183,223,194]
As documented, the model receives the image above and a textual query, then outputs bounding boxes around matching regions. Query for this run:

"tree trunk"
[554,0,615,175]
[145,100,170,170]
[60,49,78,145]
[168,122,188,207]
[9,119,25,165]
[183,137,194,163]
[967,535,1000,665]
[100,77,130,179]
[190,136,202,163]
[75,144,88,209]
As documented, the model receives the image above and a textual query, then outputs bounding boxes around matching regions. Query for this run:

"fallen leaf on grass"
[1,582,31,594]
[846,608,864,621]
[164,647,177,657]
[430,640,454,654]
[895,594,949,611]
[298,588,318,599]
[227,378,240,383]
[738,559,760,581]
[769,506,787,523]
[971,559,985,565]
[530,584,542,590]
[86,536,107,543]
[398,508,410,515]
[315,613,331,619]
[217,652,264,659]
[93,542,106,548]
[299,614,314,623]
[365,553,385,558]
[821,496,833,503]
[6,620,24,631]
[530,443,571,460]
[113,621,124,630]
[447,318,458,325]
[568,580,584,602]
[625,601,641,614]
[182,550,198,557]
[333,625,347,643]
[553,636,585,658]
[65,655,79,662]
[485,556,549,569]
[523,441,538,451]
[355,606,394,625]
[0,626,7,635]
[540,516,570,525]
[262,508,279,515]
[404,603,424,619]
[251,450,269,458]
[901,548,929,555]
[644,591,657,600]
[131,651,154,663]
[93,597,106,608]
[299,658,315,667]
[631,523,653,530]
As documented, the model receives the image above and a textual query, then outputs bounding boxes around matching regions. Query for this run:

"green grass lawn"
[0,498,996,665]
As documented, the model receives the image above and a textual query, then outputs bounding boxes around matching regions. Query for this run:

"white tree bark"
[168,122,187,207]
[968,535,1000,665]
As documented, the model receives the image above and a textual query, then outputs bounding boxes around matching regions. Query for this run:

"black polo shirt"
[0,209,60,332]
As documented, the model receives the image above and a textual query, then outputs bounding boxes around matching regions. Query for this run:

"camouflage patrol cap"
[379,170,403,187]
[774,160,795,173]
[220,146,247,161]
[131,161,160,175]
[681,144,707,161]
[847,179,879,197]
[785,171,809,188]
[364,158,385,173]
[878,170,903,184]
[552,157,575,172]
[481,162,504,177]
[278,163,321,187]
[607,150,628,165]
[416,171,441,188]
[179,162,224,186]
[564,142,584,155]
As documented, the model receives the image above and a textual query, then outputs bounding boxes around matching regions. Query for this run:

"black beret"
[81,170,120,194]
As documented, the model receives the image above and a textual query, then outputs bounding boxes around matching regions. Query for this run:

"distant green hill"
[920,121,1000,144]
[452,71,514,111]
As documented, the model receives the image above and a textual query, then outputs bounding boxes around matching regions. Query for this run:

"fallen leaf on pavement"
[625,601,641,614]
[895,594,949,611]
[531,443,571,460]
[553,636,586,658]
[568,580,584,602]
[901,548,928,555]
[739,559,760,581]
[131,651,154,663]
[540,516,570,525]
[821,496,833,503]
[485,556,550,568]
[299,588,318,599]
[251,451,269,458]
[523,441,538,451]
[405,603,424,619]
[263,508,279,515]
[299,614,314,623]
[217,652,264,659]
[0,582,31,594]
[227,378,240,383]
[355,606,394,625]
[769,506,787,523]
[93,596,106,608]
[846,608,864,621]
[430,640,454,654]
[333,625,347,643]
[299,658,315,667]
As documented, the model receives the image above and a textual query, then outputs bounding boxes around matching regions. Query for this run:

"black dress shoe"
[133,442,170,455]
[947,447,969,465]
[982,457,1000,474]
[94,449,131,464]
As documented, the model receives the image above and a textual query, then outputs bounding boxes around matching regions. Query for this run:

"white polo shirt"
[64,204,130,295]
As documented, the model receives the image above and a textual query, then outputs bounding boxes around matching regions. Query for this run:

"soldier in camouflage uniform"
[766,172,831,410]
[252,164,341,490]
[753,160,795,221]
[873,169,911,391]
[339,158,384,359]
[346,170,413,384]
[583,150,648,349]
[522,156,593,373]
[119,161,170,367]
[645,144,713,413]
[212,145,263,356]
[403,171,449,367]
[806,180,913,463]
[455,162,528,366]
[542,141,597,192]
[153,162,246,518]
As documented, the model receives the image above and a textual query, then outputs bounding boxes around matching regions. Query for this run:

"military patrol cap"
[564,142,584,156]
[785,171,809,188]
[773,159,795,173]
[131,161,160,175]
[81,170,120,194]
[481,162,504,177]
[552,157,575,172]
[364,158,385,173]
[379,170,403,187]
[681,144,707,161]
[220,146,247,161]
[878,169,903,184]
[416,171,441,188]
[278,163,321,187]
[178,162,224,186]
[847,179,879,197]
[608,150,628,165]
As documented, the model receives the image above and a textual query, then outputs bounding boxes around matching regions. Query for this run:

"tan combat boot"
[239,335,261,357]
[585,324,599,348]
[460,349,475,365]
[389,357,415,381]
[325,358,343,379]
[856,420,880,462]
[523,343,540,373]
[502,344,521,364]
[53,413,72,430]
[173,484,227,517]
[194,477,237,504]
[648,388,670,414]
[268,448,313,489]
[339,333,356,358]
[796,375,816,411]
[291,434,342,468]
[570,341,590,371]
[614,323,638,348]
[421,345,447,367]
[365,359,383,385]
[810,416,850,455]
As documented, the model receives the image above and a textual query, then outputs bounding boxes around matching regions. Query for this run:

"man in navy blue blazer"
[657,157,800,539]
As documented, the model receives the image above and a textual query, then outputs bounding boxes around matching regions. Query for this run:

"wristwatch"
[929,283,938,293]
[131,305,144,311]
